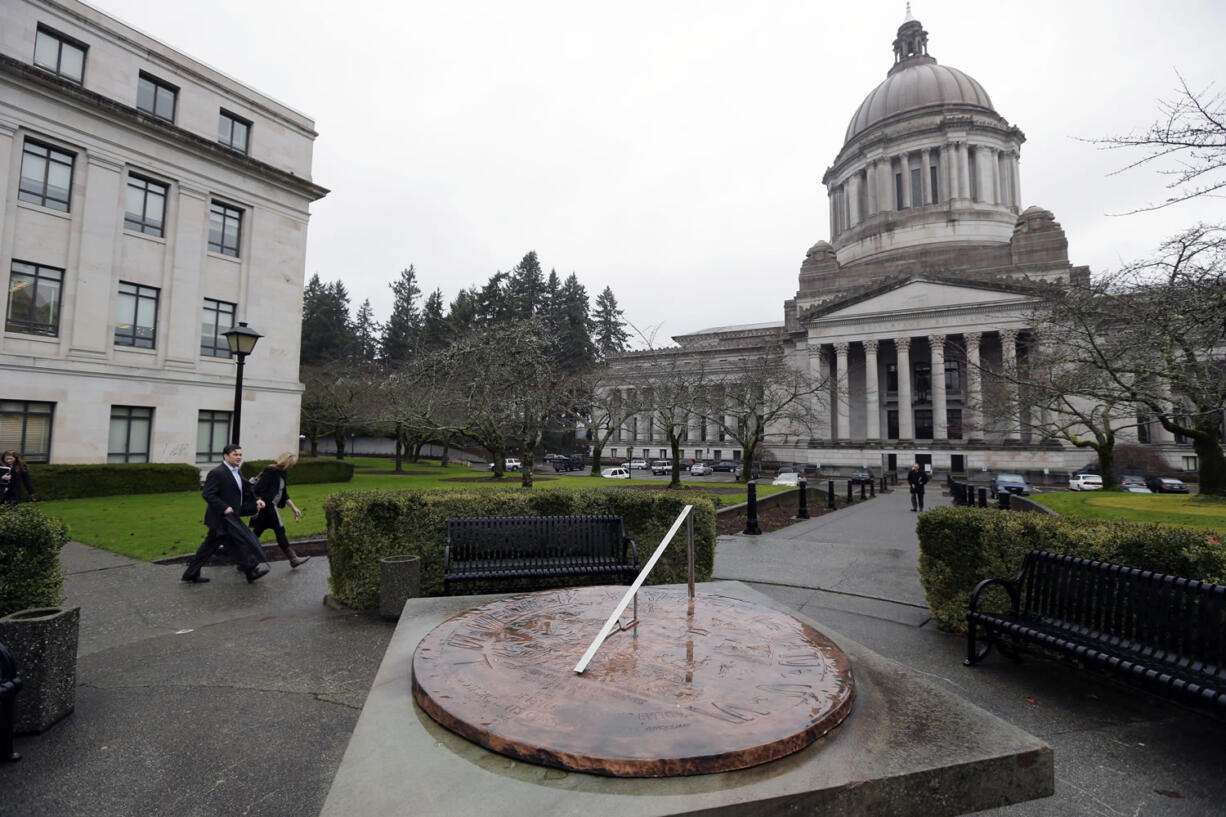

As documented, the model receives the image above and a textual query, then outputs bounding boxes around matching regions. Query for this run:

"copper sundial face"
[411,586,855,777]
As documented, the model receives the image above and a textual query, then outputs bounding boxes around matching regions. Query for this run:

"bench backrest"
[446,515,629,561]
[1020,550,1226,670]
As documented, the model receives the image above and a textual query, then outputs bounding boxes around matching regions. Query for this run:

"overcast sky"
[88,0,1226,345]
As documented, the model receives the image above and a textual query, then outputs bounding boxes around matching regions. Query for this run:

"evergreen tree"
[507,251,545,319]
[381,266,423,366]
[300,273,355,365]
[552,273,595,374]
[475,271,510,326]
[448,288,479,337]
[593,286,629,361]
[352,298,381,362]
[420,288,450,352]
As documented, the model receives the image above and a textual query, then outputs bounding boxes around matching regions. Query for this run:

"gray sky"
[89,0,1226,344]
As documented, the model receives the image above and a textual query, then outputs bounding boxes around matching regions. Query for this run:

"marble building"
[599,12,1187,478]
[0,0,327,463]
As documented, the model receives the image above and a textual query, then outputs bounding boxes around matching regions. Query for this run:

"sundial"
[411,584,855,777]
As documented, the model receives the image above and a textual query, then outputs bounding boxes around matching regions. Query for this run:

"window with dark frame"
[108,405,152,463]
[18,140,74,212]
[208,201,242,256]
[0,400,54,463]
[6,261,64,336]
[886,362,898,393]
[200,298,236,357]
[124,174,167,236]
[930,164,940,204]
[114,282,159,348]
[887,409,899,439]
[218,109,251,153]
[196,410,232,463]
[34,25,86,83]
[910,166,922,208]
[947,409,963,440]
[136,72,177,122]
[914,409,934,440]
[944,360,961,393]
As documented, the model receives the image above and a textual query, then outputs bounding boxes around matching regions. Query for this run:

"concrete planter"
[0,606,80,734]
[379,555,421,620]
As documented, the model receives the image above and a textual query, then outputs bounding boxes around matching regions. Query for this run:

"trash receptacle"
[379,554,421,620]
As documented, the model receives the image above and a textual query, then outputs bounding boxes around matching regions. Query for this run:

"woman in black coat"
[249,452,310,567]
[0,450,34,505]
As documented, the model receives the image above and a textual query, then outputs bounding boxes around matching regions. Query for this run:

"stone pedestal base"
[0,606,80,734]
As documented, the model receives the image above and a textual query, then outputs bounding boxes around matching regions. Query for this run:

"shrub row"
[0,505,70,617]
[324,487,717,609]
[28,463,202,500]
[917,507,1226,632]
[240,458,354,485]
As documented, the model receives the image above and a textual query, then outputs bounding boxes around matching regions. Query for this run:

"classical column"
[866,159,879,216]
[958,143,972,199]
[835,342,850,441]
[1000,329,1022,441]
[930,335,948,440]
[848,174,861,227]
[828,189,837,237]
[899,153,912,209]
[864,339,881,441]
[808,343,830,441]
[1009,152,1022,210]
[965,332,983,442]
[896,337,914,440]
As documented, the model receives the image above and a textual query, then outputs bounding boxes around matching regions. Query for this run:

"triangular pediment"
[807,276,1038,323]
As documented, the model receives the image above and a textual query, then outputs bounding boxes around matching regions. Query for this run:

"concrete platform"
[321,582,1053,817]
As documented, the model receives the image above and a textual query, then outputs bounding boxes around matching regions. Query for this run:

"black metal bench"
[966,549,1226,713]
[444,515,639,594]
[1,641,21,762]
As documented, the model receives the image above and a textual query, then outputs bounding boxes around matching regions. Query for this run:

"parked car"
[990,473,1030,498]
[1147,477,1189,493]
[679,458,695,469]
[689,462,713,476]
[601,467,631,479]
[713,460,738,472]
[1068,473,1103,491]
[1118,475,1152,493]
[552,455,584,472]
[849,471,874,485]
[650,460,671,475]
[776,465,796,476]
[628,458,647,470]
[489,458,521,472]
[772,472,801,487]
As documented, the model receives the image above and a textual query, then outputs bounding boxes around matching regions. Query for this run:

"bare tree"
[577,370,643,476]
[299,364,380,459]
[618,355,708,488]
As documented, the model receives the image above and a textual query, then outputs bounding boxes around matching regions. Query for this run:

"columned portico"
[864,339,881,441]
[896,337,914,440]
[835,342,850,441]
[1000,328,1021,441]
[930,335,947,440]
[965,332,983,442]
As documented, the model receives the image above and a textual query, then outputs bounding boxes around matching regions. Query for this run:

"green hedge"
[241,458,354,485]
[325,487,717,609]
[0,505,70,616]
[918,507,1226,632]
[27,463,202,500]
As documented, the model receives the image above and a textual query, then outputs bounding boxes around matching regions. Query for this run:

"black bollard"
[796,480,810,519]
[743,482,762,535]
[827,480,836,510]
[847,481,853,504]
[859,481,867,500]
[880,476,887,494]
[870,479,876,497]
[998,491,1011,511]
[978,487,987,507]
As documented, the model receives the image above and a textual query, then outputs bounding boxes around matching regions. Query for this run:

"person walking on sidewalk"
[907,463,930,512]
[249,452,310,568]
[181,444,269,584]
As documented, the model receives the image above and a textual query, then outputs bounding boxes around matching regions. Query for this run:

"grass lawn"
[1030,490,1226,534]
[37,457,778,561]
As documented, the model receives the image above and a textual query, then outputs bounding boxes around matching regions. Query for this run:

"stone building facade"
[0,0,327,463]
[599,12,1188,478]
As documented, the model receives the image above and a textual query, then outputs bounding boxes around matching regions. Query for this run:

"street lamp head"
[223,321,262,357]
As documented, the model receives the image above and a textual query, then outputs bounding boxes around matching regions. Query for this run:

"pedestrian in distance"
[0,450,34,505]
[181,444,270,584]
[907,462,930,512]
[249,452,310,568]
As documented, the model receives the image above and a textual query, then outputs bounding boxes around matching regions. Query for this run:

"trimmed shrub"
[0,505,70,616]
[240,458,354,485]
[325,487,717,609]
[918,507,1226,632]
[27,463,202,500]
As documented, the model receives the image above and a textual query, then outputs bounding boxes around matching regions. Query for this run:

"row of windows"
[1,401,236,464]
[5,260,237,357]
[19,138,245,257]
[33,24,252,154]
[609,449,742,462]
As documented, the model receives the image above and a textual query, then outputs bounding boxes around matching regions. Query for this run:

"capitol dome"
[845,62,994,144]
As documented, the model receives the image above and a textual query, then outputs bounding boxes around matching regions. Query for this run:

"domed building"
[598,12,1182,480]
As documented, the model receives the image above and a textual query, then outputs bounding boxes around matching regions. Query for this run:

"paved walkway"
[2,488,1222,816]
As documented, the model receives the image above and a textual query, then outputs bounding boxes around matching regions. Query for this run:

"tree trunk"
[1192,424,1226,497]
[394,423,404,472]
[440,439,451,467]
[333,433,346,460]
[669,437,682,489]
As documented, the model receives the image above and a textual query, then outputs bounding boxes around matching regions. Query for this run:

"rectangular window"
[713,450,722,461]
[196,410,231,463]
[887,409,899,440]
[218,109,251,153]
[947,409,963,440]
[886,363,898,393]
[659,449,667,459]
[34,25,86,83]
[968,148,979,202]
[944,361,961,393]
[114,282,159,348]
[108,405,152,463]
[0,400,54,463]
[6,261,63,336]
[19,140,74,212]
[913,362,931,401]
[208,201,243,256]
[136,72,177,122]
[1137,414,1151,444]
[914,409,934,440]
[201,298,236,357]
[910,167,922,208]
[895,172,904,210]
[1183,455,1198,472]
[124,174,167,236]
[930,164,940,204]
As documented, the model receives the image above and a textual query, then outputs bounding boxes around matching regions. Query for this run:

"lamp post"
[222,322,262,445]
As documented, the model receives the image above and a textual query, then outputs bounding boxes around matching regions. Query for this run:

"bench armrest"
[623,536,638,567]
[967,576,1020,614]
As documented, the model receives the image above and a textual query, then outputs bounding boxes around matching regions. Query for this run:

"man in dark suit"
[181,444,270,583]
